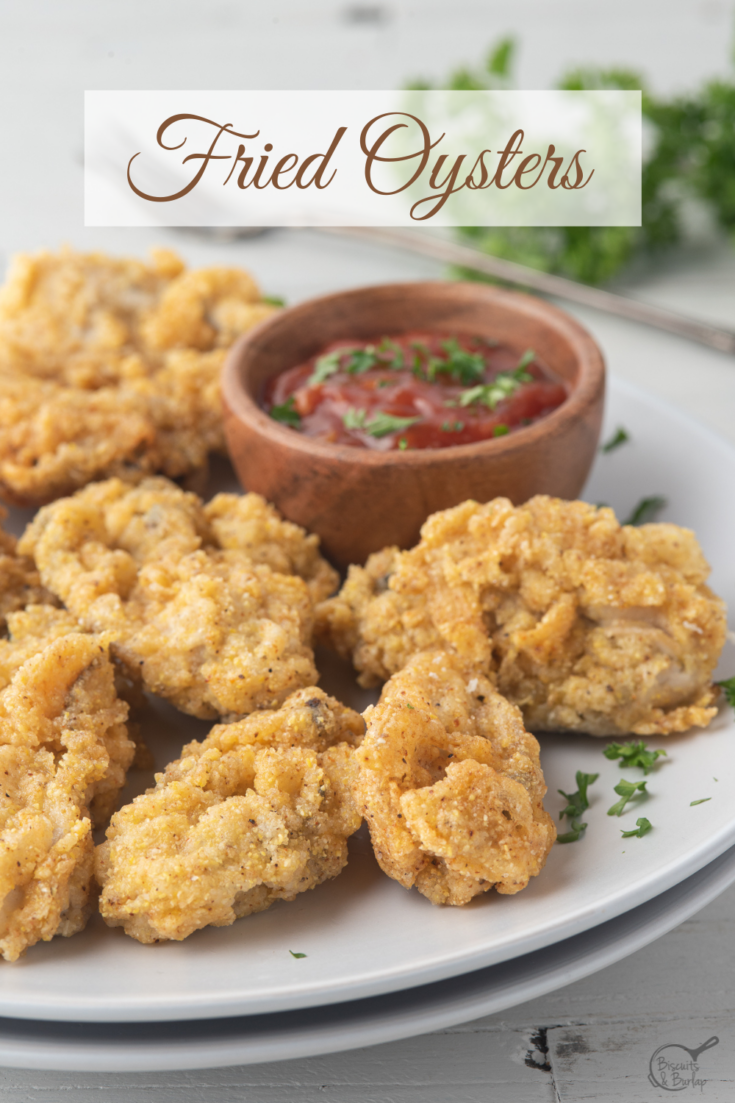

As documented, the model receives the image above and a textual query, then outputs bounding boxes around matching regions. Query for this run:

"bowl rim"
[222,279,605,468]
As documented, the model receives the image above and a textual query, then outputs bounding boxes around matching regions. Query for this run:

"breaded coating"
[0,247,278,506]
[0,515,58,631]
[21,478,335,719]
[355,652,555,906]
[96,687,364,944]
[0,632,131,960]
[318,497,727,737]
[0,609,135,826]
[0,604,81,690]
[203,493,338,603]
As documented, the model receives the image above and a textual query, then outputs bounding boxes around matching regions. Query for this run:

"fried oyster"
[21,477,338,720]
[318,496,727,737]
[96,687,364,944]
[0,515,58,632]
[0,632,132,961]
[355,651,555,905]
[0,247,278,506]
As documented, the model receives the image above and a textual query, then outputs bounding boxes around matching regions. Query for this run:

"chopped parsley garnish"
[621,817,652,838]
[515,349,536,372]
[270,396,301,427]
[493,424,509,437]
[426,338,486,385]
[557,821,588,844]
[345,347,380,375]
[398,438,409,450]
[624,496,667,526]
[556,770,598,843]
[307,351,342,387]
[716,676,735,707]
[603,740,667,775]
[342,407,367,431]
[289,950,307,958]
[377,338,405,369]
[441,420,465,433]
[342,408,420,438]
[454,362,534,411]
[607,778,648,817]
[263,294,286,307]
[601,426,630,453]
[559,771,599,820]
[690,797,711,806]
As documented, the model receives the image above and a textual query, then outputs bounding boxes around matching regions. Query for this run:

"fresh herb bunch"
[409,38,735,285]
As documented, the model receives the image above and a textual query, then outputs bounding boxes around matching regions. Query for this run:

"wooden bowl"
[222,281,605,568]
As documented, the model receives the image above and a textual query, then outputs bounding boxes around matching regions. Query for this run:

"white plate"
[0,841,733,1072]
[1,375,734,1024]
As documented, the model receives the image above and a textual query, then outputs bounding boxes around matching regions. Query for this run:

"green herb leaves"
[289,950,307,959]
[342,408,420,439]
[623,496,667,526]
[601,426,630,453]
[269,396,301,427]
[603,741,667,775]
[607,778,648,817]
[690,798,712,807]
[621,817,652,838]
[307,351,342,386]
[557,770,598,843]
[716,676,735,707]
[454,356,534,411]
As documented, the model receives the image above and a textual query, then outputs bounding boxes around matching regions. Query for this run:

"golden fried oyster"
[0,515,58,632]
[96,687,364,944]
[0,609,136,827]
[0,604,81,690]
[318,497,727,737]
[0,632,132,961]
[0,247,278,506]
[21,477,337,720]
[355,651,555,906]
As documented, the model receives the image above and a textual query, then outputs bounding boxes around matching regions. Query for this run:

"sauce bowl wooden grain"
[222,281,605,568]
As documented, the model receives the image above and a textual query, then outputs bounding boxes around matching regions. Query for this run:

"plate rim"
[0,840,733,1071]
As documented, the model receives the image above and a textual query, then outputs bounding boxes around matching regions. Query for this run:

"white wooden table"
[1,2,735,1098]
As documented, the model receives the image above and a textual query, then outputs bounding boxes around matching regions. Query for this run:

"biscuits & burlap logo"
[648,1036,719,1092]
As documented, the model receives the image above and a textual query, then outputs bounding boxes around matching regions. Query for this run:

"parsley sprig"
[453,354,535,411]
[426,338,486,385]
[623,496,667,526]
[557,770,598,843]
[601,427,630,453]
[307,345,388,387]
[621,817,652,838]
[603,741,667,775]
[269,396,301,427]
[607,778,648,817]
[716,676,735,707]
[343,408,420,439]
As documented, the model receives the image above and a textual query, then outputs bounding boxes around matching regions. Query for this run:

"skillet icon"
[648,1036,719,1091]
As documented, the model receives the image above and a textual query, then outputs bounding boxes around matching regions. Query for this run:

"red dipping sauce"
[263,333,567,451]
